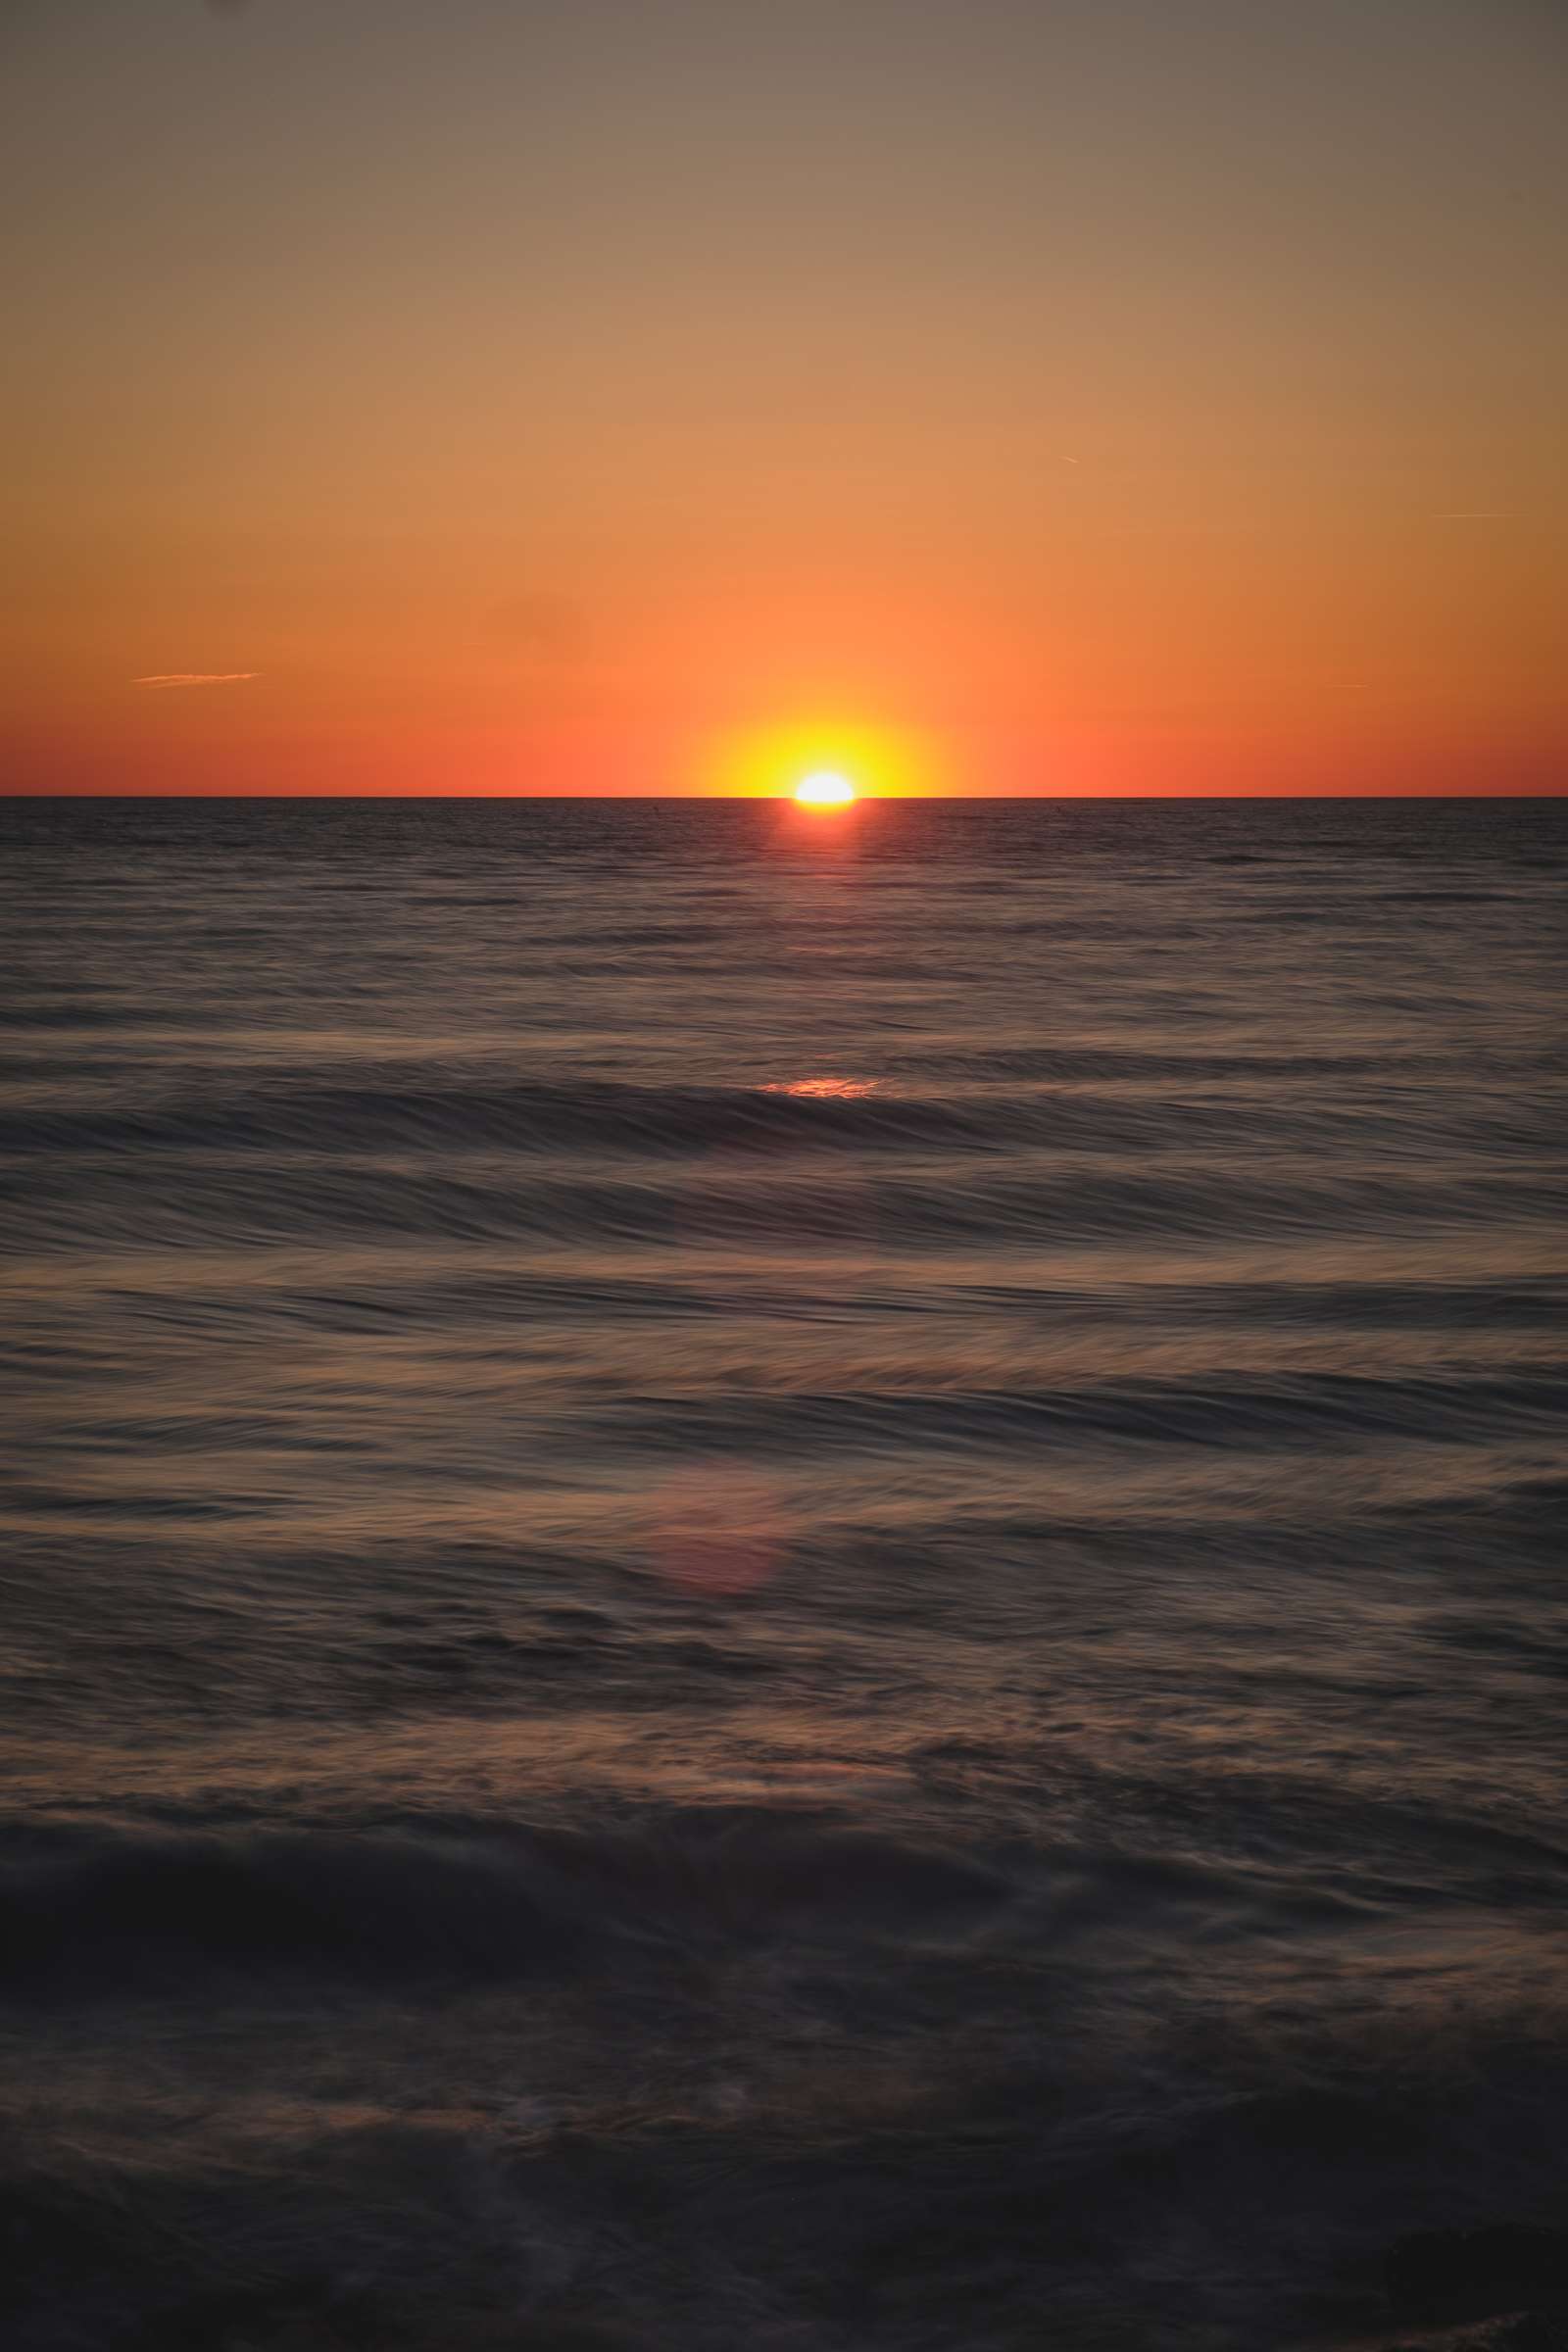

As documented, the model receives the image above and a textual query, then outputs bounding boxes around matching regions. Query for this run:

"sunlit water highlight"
[1,794,1565,2350]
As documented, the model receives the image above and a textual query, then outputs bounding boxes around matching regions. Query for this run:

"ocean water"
[1,793,1565,2352]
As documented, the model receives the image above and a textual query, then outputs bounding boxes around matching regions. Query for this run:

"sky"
[2,0,1564,796]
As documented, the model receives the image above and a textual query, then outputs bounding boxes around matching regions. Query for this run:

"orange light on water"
[647,1467,784,1595]
[761,1077,878,1099]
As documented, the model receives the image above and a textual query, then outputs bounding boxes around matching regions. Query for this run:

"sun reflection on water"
[760,1077,880,1099]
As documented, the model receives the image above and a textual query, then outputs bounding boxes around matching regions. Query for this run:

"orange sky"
[3,0,1564,795]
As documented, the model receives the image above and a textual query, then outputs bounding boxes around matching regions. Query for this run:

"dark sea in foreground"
[2,794,1566,2352]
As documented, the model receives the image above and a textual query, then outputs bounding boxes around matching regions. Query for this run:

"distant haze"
[2,0,1564,793]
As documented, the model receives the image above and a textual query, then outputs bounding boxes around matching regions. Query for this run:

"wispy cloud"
[133,672,259,689]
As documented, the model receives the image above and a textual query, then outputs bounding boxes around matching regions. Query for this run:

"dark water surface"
[2,795,1565,2350]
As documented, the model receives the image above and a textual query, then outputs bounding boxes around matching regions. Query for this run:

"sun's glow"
[703,719,943,800]
[794,771,857,807]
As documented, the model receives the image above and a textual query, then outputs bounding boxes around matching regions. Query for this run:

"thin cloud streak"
[133,673,259,689]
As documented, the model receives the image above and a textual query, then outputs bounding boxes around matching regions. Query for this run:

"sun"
[706,718,940,800]
[794,771,857,808]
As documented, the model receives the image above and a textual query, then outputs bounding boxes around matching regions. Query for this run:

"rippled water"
[2,794,1565,2350]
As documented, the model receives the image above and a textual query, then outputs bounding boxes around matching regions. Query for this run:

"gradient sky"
[3,0,1564,794]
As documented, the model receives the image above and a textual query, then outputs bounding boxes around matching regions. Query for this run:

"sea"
[1,793,1565,2352]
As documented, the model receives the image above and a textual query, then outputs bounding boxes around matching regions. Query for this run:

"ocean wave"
[3,1062,1564,1165]
[0,1074,996,1159]
[5,1150,1561,1260]
[5,1805,1568,2351]
[581,1366,1568,1458]
[0,1812,1016,1999]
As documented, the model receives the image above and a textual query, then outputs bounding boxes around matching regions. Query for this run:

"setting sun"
[794,772,857,808]
[706,720,939,801]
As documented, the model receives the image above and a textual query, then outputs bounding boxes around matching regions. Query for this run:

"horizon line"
[3,788,1565,807]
